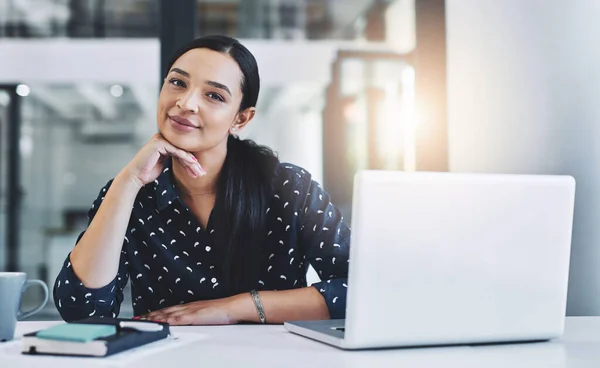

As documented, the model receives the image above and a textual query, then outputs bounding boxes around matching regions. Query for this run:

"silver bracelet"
[250,289,266,324]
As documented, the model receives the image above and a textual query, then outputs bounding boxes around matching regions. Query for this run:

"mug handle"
[17,279,49,320]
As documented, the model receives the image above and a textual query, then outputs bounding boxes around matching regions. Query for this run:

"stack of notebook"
[21,317,170,357]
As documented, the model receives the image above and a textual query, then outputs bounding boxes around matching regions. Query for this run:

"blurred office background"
[0,0,597,320]
[0,0,430,319]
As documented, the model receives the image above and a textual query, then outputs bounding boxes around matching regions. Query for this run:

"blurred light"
[110,84,124,98]
[402,67,416,89]
[385,0,417,53]
[342,100,359,124]
[16,84,30,97]
[19,135,34,157]
[0,90,10,106]
[377,82,403,170]
[401,66,418,172]
[340,59,365,97]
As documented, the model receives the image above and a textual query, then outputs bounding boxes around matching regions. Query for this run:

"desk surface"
[1,317,600,367]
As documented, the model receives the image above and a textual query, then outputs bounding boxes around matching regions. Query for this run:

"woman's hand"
[120,133,205,188]
[139,295,246,325]
[138,288,332,325]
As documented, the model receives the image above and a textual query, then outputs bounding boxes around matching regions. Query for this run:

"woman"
[53,35,350,325]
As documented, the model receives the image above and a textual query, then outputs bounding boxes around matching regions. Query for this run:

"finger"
[177,157,197,178]
[144,312,167,322]
[156,143,190,162]
[149,310,182,324]
[143,308,169,320]
[160,143,206,176]
[185,157,205,177]
[149,304,186,317]
[186,166,198,178]
[166,313,193,326]
[177,157,200,178]
[162,304,188,314]
[158,141,195,164]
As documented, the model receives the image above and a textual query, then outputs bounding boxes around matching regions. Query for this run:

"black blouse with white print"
[53,159,351,322]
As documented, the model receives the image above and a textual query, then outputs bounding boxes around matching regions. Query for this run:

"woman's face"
[157,48,248,152]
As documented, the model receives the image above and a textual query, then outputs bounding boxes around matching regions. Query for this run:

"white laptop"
[285,171,576,350]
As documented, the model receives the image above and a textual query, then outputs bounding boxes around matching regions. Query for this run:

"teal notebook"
[22,318,170,357]
[36,323,117,342]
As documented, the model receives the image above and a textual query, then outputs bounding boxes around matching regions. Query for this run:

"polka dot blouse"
[53,160,351,322]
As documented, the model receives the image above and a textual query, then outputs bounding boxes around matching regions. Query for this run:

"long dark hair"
[166,35,279,295]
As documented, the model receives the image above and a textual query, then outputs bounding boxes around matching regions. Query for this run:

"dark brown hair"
[166,35,279,295]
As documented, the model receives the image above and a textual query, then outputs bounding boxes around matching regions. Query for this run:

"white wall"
[0,39,394,85]
[447,0,600,315]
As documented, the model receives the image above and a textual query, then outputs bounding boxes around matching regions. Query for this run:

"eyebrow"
[205,80,232,97]
[169,68,232,97]
[170,67,190,78]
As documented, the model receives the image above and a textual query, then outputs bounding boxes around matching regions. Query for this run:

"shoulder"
[90,179,114,204]
[272,162,313,191]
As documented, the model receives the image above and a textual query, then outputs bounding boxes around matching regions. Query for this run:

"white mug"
[0,272,49,341]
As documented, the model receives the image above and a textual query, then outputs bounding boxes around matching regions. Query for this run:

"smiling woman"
[52,35,350,326]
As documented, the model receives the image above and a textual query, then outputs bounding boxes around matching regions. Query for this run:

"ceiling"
[1,0,381,40]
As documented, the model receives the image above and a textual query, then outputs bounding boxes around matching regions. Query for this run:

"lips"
[168,115,199,129]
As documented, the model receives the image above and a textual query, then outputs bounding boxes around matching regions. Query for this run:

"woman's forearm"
[69,172,141,288]
[232,287,330,324]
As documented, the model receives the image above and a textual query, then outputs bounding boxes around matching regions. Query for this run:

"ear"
[230,107,256,134]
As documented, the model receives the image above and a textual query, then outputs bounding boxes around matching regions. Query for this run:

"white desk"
[1,317,600,367]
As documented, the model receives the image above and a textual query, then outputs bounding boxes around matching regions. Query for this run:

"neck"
[173,138,228,196]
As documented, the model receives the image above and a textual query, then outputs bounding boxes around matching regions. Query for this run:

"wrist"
[115,169,144,192]
[228,292,260,324]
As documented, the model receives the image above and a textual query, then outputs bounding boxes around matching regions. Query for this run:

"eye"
[169,78,186,88]
[207,92,224,102]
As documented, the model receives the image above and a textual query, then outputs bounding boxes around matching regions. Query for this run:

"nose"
[176,90,201,113]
